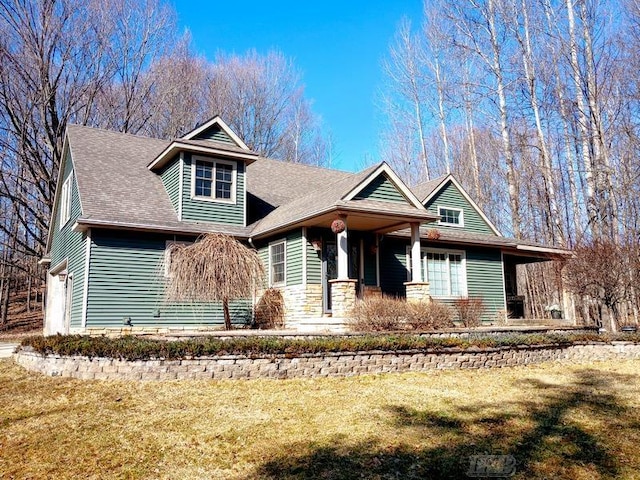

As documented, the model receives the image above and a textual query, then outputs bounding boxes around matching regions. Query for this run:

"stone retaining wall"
[13,342,640,381]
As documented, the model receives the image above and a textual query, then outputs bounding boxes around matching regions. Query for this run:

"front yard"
[1,358,639,479]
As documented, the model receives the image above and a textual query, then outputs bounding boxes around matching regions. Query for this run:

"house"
[41,117,571,335]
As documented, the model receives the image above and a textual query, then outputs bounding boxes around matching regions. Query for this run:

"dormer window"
[192,156,237,203]
[438,206,463,227]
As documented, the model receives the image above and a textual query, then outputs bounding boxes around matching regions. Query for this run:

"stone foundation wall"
[14,341,640,381]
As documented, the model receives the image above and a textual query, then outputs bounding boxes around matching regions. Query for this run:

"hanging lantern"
[331,219,346,234]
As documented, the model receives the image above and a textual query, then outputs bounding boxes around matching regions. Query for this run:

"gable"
[424,180,497,235]
[354,173,409,204]
[192,124,235,144]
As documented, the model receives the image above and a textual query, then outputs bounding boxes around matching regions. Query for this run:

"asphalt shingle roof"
[411,175,448,202]
[65,126,431,240]
[62,125,568,256]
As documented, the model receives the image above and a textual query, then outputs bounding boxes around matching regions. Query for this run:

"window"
[193,157,236,202]
[406,247,467,298]
[269,241,286,286]
[59,173,72,228]
[438,206,463,227]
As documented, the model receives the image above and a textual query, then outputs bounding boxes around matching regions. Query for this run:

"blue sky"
[171,0,422,171]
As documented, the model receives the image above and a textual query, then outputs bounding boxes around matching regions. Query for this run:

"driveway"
[0,342,19,358]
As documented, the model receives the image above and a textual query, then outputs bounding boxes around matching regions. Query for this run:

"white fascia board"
[148,142,257,171]
[515,244,572,256]
[181,115,251,150]
[343,162,426,209]
[45,136,72,253]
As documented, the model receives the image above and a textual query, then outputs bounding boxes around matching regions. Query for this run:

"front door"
[323,241,337,313]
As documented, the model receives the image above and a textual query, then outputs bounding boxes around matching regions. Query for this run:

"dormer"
[148,117,258,226]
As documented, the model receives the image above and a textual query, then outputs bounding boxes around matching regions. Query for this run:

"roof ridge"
[67,124,170,143]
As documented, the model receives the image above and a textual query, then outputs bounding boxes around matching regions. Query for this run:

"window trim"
[164,240,192,277]
[268,239,287,287]
[406,246,468,299]
[437,206,464,228]
[190,155,237,204]
[59,173,73,229]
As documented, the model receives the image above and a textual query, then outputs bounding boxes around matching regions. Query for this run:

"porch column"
[337,215,349,280]
[405,222,430,303]
[410,222,422,282]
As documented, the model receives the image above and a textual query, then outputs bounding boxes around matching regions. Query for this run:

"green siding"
[193,125,235,144]
[380,238,408,297]
[49,152,87,329]
[466,247,505,321]
[306,230,323,285]
[425,180,496,235]
[159,156,180,213]
[286,229,303,286]
[355,173,407,203]
[256,230,305,286]
[85,231,251,327]
[181,152,246,225]
[380,239,505,322]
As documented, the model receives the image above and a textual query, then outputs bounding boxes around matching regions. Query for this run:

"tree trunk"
[223,297,232,330]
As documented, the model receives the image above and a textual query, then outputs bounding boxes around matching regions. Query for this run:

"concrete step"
[296,317,349,333]
[0,343,19,359]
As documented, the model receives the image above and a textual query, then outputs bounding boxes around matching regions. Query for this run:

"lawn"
[1,359,640,479]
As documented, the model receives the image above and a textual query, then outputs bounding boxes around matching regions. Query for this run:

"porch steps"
[295,316,349,333]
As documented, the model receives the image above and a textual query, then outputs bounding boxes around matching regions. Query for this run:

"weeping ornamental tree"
[164,234,265,330]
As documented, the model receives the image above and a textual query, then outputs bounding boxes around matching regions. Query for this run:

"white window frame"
[190,156,237,204]
[164,240,192,277]
[437,206,464,228]
[406,246,468,299]
[268,240,287,287]
[59,173,73,229]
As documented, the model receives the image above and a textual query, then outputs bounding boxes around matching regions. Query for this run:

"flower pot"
[550,310,562,320]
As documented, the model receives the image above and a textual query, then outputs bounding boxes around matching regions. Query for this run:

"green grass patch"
[19,332,639,361]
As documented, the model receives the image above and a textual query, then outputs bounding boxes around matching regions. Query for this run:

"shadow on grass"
[248,369,634,479]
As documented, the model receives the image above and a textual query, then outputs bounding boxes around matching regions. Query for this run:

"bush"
[351,296,406,331]
[406,301,455,330]
[453,297,486,327]
[254,288,285,329]
[19,331,624,360]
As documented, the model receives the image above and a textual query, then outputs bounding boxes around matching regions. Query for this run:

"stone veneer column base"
[329,279,358,318]
[278,284,324,329]
[404,282,431,303]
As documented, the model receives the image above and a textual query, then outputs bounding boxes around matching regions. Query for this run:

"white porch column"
[337,215,349,280]
[410,222,422,282]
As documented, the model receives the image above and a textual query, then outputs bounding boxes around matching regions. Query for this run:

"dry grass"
[2,359,640,479]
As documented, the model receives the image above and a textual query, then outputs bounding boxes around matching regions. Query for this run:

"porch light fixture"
[311,239,323,251]
[331,219,346,234]
[123,317,132,326]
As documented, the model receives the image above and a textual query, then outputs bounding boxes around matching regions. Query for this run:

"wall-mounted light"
[311,238,322,251]
[123,317,132,326]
